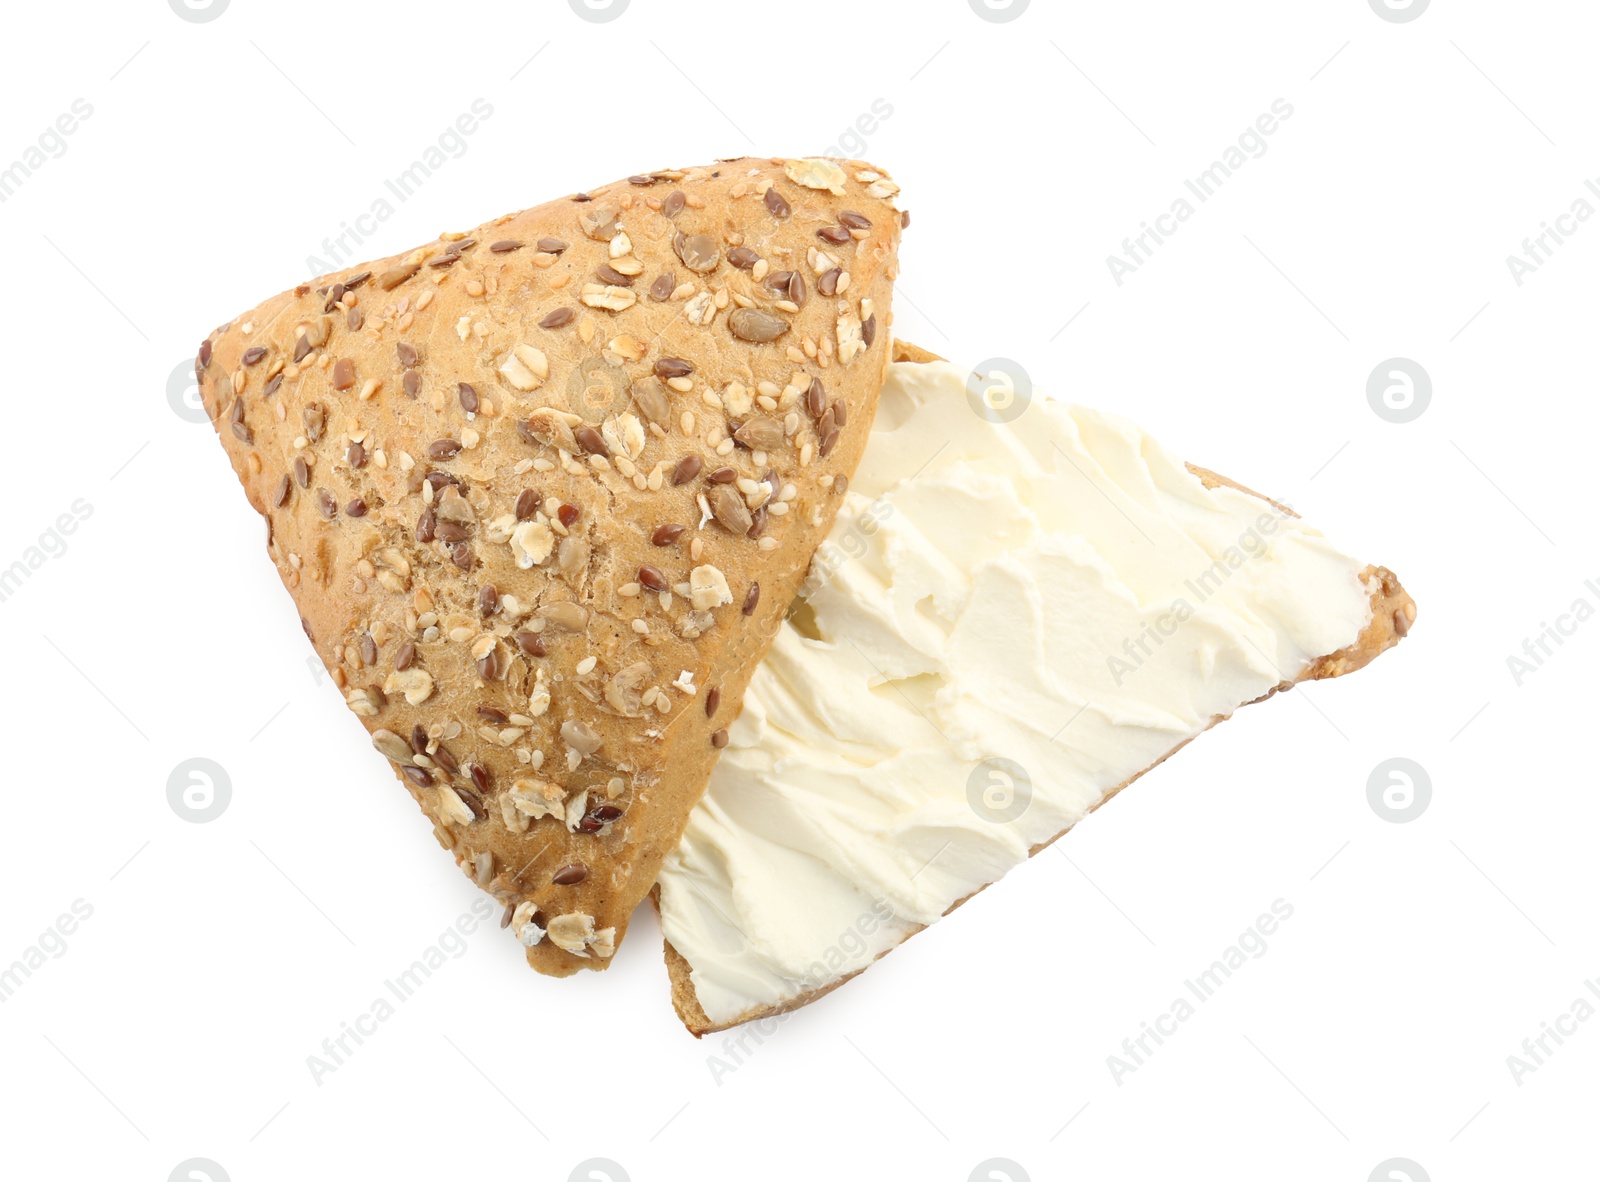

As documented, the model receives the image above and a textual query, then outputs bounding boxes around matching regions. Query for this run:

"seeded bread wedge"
[197,157,904,975]
[659,339,1416,1033]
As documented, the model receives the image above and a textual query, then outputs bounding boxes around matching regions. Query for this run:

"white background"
[0,0,1593,1179]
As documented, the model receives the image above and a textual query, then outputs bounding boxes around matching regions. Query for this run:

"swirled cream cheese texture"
[658,361,1374,1025]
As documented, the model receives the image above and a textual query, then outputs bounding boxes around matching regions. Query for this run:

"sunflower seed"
[728,308,789,343]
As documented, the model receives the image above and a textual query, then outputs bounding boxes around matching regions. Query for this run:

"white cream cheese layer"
[657,360,1375,1025]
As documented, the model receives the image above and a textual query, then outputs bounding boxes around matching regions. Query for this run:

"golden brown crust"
[197,157,904,975]
[889,339,944,366]
[663,342,1415,1033]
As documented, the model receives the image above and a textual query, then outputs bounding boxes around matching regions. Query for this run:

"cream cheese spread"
[657,360,1375,1026]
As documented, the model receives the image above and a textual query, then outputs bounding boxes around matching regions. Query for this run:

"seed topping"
[728,308,789,343]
